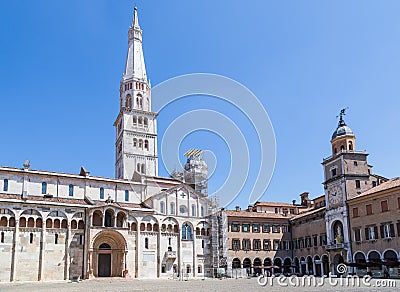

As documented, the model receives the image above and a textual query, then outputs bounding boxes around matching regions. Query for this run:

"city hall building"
[222,111,400,278]
[0,8,213,282]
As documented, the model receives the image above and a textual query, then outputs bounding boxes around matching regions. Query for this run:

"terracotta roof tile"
[350,177,400,200]
[290,207,325,220]
[254,202,297,207]
[225,210,292,219]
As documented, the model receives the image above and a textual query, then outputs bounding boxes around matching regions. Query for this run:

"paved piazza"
[0,277,398,292]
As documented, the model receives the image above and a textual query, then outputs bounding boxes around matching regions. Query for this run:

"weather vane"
[337,107,349,125]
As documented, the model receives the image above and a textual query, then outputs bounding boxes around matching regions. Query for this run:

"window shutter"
[380,225,384,238]
[365,228,369,240]
[390,224,395,237]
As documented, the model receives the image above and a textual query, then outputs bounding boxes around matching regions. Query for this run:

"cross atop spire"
[132,7,139,27]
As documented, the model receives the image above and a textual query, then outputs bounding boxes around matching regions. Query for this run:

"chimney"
[235,206,241,212]
[292,200,296,205]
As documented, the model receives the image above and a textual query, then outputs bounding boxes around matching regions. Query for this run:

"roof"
[349,177,400,201]
[254,202,296,207]
[225,210,292,220]
[290,206,325,221]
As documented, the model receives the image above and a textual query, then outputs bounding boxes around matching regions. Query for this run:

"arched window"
[100,187,104,200]
[145,237,149,249]
[125,190,129,202]
[170,203,175,215]
[137,163,141,172]
[99,243,111,249]
[0,232,4,243]
[340,145,345,151]
[191,205,196,217]
[201,206,204,217]
[141,163,145,174]
[160,202,165,214]
[3,179,8,192]
[137,94,143,109]
[138,117,143,125]
[182,223,193,240]
[105,210,113,227]
[41,182,47,195]
[29,233,34,244]
[186,265,191,274]
[349,141,353,151]
[126,94,132,108]
[198,265,202,274]
[133,116,137,124]
[133,138,137,147]
[138,139,143,149]
[144,140,149,150]
[54,234,58,244]
[69,184,74,197]
[144,118,148,126]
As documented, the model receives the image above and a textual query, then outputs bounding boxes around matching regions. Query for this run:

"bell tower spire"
[114,7,158,180]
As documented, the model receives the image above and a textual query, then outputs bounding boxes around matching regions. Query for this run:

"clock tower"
[322,109,378,274]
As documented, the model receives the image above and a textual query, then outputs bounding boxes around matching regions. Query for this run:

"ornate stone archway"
[89,230,128,278]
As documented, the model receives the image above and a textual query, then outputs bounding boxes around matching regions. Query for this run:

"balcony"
[325,243,348,250]
[165,251,176,259]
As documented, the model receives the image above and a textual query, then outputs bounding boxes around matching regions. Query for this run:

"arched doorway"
[253,258,262,275]
[274,258,282,274]
[243,258,251,275]
[91,230,127,278]
[283,258,292,274]
[354,252,367,276]
[232,258,241,269]
[333,254,344,275]
[314,256,321,276]
[322,255,329,276]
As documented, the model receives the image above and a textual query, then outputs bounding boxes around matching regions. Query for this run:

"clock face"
[328,185,343,208]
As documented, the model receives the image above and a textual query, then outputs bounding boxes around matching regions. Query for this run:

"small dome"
[331,123,354,140]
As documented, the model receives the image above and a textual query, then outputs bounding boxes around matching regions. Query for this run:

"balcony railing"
[325,243,348,250]
[165,251,177,259]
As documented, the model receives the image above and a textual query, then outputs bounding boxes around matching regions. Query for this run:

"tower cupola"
[331,109,356,155]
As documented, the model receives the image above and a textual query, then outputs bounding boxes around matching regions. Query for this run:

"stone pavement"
[0,277,398,292]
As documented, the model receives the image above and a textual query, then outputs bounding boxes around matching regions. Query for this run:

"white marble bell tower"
[114,7,158,179]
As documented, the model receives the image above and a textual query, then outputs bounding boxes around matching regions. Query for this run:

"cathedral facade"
[0,8,212,282]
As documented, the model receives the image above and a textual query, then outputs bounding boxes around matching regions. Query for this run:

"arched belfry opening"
[90,230,128,278]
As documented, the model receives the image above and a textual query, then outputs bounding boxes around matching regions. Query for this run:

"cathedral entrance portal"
[90,231,128,278]
[98,253,111,277]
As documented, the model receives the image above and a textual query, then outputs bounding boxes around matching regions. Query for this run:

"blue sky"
[1,1,400,208]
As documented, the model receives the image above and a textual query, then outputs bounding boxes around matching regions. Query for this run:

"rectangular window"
[242,224,250,232]
[352,207,359,218]
[262,224,270,233]
[282,225,289,233]
[273,240,280,251]
[125,190,129,202]
[305,237,311,248]
[232,239,240,251]
[263,239,271,251]
[100,188,104,200]
[398,197,400,209]
[331,168,337,177]
[69,184,74,197]
[274,208,278,214]
[253,239,261,251]
[252,224,260,233]
[354,228,361,242]
[356,180,361,189]
[381,200,389,212]
[272,225,280,233]
[283,241,290,250]
[381,224,395,238]
[3,179,8,192]
[313,235,318,247]
[232,223,240,232]
[365,226,377,240]
[41,182,47,195]
[366,204,373,215]
[372,181,377,187]
[290,208,295,215]
[293,240,298,250]
[242,239,251,251]
[299,239,304,249]
[79,234,83,245]
[320,234,327,246]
